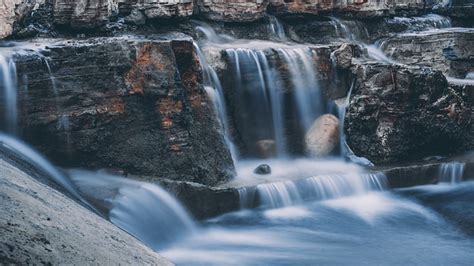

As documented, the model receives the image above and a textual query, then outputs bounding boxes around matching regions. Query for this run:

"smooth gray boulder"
[0,158,173,265]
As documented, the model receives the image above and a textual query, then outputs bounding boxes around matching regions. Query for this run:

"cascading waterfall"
[0,54,18,135]
[240,172,387,209]
[194,42,239,162]
[329,14,452,64]
[69,170,197,250]
[277,48,323,132]
[389,14,452,30]
[439,162,465,184]
[225,48,293,156]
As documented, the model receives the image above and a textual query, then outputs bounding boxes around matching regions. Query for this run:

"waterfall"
[277,48,323,132]
[69,170,197,250]
[267,15,287,41]
[240,172,387,209]
[0,54,18,135]
[335,80,374,166]
[194,42,239,163]
[226,48,291,157]
[439,162,465,184]
[390,14,452,30]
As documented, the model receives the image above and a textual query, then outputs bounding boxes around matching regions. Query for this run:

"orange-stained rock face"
[12,38,235,186]
[126,43,172,95]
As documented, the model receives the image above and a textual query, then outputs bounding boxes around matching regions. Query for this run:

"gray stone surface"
[0,158,173,265]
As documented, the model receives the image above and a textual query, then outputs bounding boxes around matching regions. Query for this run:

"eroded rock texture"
[12,37,234,186]
[346,63,472,164]
[383,28,474,78]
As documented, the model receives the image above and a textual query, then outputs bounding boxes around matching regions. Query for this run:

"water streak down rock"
[12,37,234,186]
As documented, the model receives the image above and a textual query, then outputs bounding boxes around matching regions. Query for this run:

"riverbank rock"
[11,36,234,186]
[0,156,172,265]
[345,63,473,164]
[305,114,339,157]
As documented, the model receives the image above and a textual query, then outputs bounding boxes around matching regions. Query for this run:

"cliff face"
[11,37,234,186]
[4,0,474,39]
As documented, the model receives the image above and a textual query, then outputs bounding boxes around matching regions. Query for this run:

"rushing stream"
[163,184,474,265]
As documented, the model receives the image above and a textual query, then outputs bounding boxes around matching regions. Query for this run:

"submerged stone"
[254,164,272,175]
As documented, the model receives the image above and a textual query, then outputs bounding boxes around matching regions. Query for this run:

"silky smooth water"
[163,185,474,265]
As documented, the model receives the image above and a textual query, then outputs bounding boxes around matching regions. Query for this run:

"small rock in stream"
[254,164,271,175]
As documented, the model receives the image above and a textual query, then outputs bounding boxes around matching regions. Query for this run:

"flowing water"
[0,54,18,135]
[439,162,465,184]
[68,170,197,250]
[163,184,474,265]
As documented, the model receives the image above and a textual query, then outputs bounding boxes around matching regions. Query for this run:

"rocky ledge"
[2,0,474,39]
[9,36,234,186]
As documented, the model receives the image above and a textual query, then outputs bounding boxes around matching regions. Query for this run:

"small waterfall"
[335,80,374,166]
[329,17,396,64]
[194,42,239,163]
[240,172,387,209]
[195,21,234,43]
[69,170,197,250]
[439,162,465,184]
[267,15,287,41]
[0,54,18,135]
[225,48,290,156]
[389,14,452,30]
[277,48,323,132]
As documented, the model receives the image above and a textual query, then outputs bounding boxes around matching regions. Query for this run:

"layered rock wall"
[12,37,234,186]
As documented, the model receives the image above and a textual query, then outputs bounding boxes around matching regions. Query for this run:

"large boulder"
[0,156,172,265]
[345,63,473,164]
[10,36,234,186]
[305,114,340,157]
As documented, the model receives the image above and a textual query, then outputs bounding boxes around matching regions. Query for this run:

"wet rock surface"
[346,63,473,164]
[11,36,234,186]
[0,154,172,265]
[383,28,474,78]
